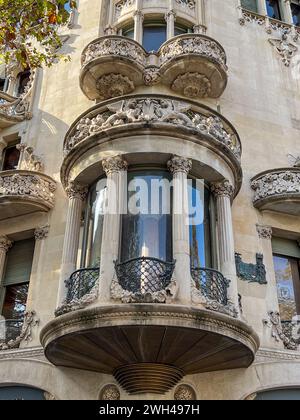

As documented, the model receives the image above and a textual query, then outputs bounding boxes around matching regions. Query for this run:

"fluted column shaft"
[0,237,12,309]
[98,156,128,302]
[168,156,192,304]
[212,181,239,312]
[134,10,144,44]
[57,182,88,306]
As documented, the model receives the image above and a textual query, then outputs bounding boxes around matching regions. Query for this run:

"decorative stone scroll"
[64,96,241,161]
[263,311,300,351]
[256,224,272,240]
[235,253,267,285]
[0,311,39,351]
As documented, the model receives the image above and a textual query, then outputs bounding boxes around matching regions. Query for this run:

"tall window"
[266,0,282,20]
[1,238,35,323]
[291,1,300,26]
[142,22,167,52]
[120,170,172,262]
[273,238,300,322]
[16,70,31,96]
[1,143,20,171]
[241,0,258,13]
[189,180,213,269]
[81,178,107,268]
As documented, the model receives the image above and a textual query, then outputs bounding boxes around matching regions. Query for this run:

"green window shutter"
[272,237,300,259]
[3,238,35,286]
[241,0,258,12]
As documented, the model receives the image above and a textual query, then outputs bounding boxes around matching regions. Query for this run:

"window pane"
[2,283,29,320]
[143,25,167,52]
[121,171,172,261]
[3,238,35,286]
[174,26,188,36]
[292,3,300,26]
[189,180,212,268]
[82,178,107,268]
[241,0,258,12]
[123,28,134,39]
[274,255,298,321]
[266,0,282,20]
[2,146,20,171]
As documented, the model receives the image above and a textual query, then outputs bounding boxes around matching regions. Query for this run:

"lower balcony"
[251,167,300,215]
[41,260,259,395]
[0,170,56,220]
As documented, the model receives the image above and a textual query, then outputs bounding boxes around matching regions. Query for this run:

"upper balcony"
[0,70,35,129]
[0,145,56,220]
[79,34,228,101]
[251,167,300,216]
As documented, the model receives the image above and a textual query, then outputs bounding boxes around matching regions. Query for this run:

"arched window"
[16,70,31,96]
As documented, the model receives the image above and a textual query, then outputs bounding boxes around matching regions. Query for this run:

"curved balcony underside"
[251,168,300,216]
[80,34,228,100]
[0,170,56,220]
[62,94,242,194]
[41,304,259,394]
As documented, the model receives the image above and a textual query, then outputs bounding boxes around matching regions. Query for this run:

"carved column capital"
[34,225,50,241]
[167,155,192,175]
[102,156,128,176]
[0,236,13,252]
[165,9,177,21]
[211,180,234,198]
[256,224,273,240]
[193,24,207,34]
[66,181,88,201]
[133,10,144,21]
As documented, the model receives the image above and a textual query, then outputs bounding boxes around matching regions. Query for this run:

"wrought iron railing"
[191,267,230,306]
[114,257,176,295]
[65,268,99,303]
[0,318,23,345]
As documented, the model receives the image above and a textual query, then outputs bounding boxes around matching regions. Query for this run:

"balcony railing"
[65,268,100,303]
[191,267,230,307]
[114,257,175,295]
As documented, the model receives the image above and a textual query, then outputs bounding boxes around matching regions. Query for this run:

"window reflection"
[273,255,300,321]
[121,171,172,262]
[82,178,107,268]
[266,0,282,20]
[2,283,29,320]
[143,24,167,52]
[291,2,300,26]
[189,180,212,269]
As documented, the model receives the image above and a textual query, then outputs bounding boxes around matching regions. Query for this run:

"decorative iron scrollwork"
[191,267,229,307]
[114,257,175,296]
[235,253,267,285]
[65,268,100,303]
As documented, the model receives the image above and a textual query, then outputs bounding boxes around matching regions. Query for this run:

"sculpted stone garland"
[251,169,300,203]
[0,311,39,351]
[0,173,56,206]
[65,98,241,160]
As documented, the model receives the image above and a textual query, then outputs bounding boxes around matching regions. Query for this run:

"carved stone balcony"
[79,34,228,100]
[0,312,39,351]
[80,36,147,100]
[159,34,228,98]
[41,304,259,394]
[251,168,300,215]
[0,170,56,220]
[62,94,242,190]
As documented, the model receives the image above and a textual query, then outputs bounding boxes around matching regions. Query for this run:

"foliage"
[0,0,77,70]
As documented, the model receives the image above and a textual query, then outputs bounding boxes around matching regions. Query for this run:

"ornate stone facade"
[256,224,273,240]
[263,311,300,351]
[65,181,88,201]
[64,96,241,161]
[174,384,197,400]
[0,311,39,351]
[100,384,121,401]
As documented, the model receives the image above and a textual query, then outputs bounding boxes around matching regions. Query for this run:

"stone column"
[0,237,12,308]
[57,182,88,307]
[98,156,128,303]
[195,0,207,33]
[257,0,268,15]
[168,155,192,304]
[134,10,144,44]
[211,181,239,312]
[281,0,294,24]
[165,10,176,39]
